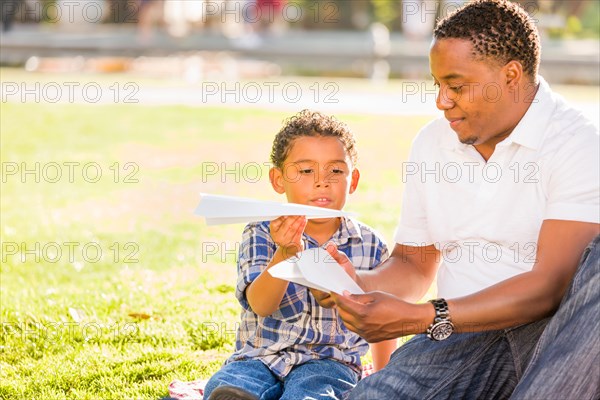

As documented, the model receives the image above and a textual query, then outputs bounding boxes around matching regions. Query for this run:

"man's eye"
[299,169,313,174]
[332,169,344,174]
[449,85,463,93]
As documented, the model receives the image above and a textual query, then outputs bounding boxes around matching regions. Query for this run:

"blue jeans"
[348,234,600,400]
[204,358,358,400]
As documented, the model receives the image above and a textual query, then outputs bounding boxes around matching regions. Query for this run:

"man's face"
[270,136,359,211]
[430,38,517,148]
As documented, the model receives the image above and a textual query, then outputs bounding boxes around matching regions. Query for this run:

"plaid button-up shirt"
[226,217,389,378]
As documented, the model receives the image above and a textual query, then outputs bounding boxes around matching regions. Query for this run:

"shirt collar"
[439,76,555,152]
[504,76,554,150]
[305,217,363,247]
[334,217,363,245]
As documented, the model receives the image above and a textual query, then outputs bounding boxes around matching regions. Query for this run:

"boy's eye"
[331,169,344,174]
[299,169,313,174]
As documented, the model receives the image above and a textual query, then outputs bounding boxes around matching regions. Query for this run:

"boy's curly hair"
[434,0,540,78]
[270,110,358,168]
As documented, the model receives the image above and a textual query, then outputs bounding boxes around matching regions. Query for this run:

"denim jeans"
[204,358,358,400]
[348,234,600,400]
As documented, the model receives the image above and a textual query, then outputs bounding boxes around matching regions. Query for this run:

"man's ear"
[504,60,523,90]
[269,167,286,194]
[349,168,360,194]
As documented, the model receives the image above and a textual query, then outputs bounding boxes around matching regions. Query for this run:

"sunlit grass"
[0,98,425,399]
[3,69,596,398]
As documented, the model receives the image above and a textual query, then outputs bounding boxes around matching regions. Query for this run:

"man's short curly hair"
[270,110,357,168]
[434,0,540,77]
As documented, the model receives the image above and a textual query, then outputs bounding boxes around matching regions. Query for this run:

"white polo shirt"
[394,77,600,298]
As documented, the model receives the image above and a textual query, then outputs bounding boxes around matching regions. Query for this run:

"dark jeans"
[348,234,600,400]
[205,358,358,400]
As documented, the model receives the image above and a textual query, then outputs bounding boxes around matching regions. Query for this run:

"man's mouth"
[447,117,464,128]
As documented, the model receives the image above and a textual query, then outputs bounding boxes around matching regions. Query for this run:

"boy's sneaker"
[208,385,259,400]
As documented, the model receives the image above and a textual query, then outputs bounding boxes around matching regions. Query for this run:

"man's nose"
[436,86,455,110]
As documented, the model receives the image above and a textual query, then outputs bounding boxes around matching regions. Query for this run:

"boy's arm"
[246,216,307,317]
[370,339,397,372]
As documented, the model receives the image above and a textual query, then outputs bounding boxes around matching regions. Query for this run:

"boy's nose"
[315,178,330,188]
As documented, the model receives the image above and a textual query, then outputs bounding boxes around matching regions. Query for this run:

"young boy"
[204,110,396,400]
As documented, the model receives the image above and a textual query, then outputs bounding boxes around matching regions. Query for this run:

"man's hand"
[331,291,430,342]
[310,242,361,308]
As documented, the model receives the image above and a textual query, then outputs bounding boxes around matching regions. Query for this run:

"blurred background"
[1,0,599,83]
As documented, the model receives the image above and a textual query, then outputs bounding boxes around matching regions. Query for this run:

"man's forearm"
[448,269,568,333]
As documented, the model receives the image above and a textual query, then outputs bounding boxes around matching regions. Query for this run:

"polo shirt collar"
[504,76,554,150]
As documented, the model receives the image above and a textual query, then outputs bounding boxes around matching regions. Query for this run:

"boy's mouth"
[310,197,333,207]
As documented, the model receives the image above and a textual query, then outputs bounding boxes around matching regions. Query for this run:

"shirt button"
[315,323,320,328]
[284,358,291,364]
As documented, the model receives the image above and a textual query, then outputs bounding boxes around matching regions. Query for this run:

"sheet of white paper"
[268,248,364,295]
[194,193,355,225]
[269,258,331,293]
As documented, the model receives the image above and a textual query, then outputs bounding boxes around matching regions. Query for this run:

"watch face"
[431,321,454,341]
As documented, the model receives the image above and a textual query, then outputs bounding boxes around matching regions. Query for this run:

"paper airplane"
[268,247,364,295]
[194,193,354,225]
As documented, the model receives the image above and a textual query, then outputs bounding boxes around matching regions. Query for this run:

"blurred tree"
[247,0,596,35]
[350,0,370,29]
[551,0,588,17]
[371,0,400,29]
[514,0,589,17]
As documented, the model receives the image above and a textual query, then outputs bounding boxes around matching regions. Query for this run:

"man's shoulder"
[541,97,599,156]
[553,93,596,125]
[542,83,598,143]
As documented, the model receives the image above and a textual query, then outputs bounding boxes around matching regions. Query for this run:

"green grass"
[0,94,428,399]
[3,69,596,399]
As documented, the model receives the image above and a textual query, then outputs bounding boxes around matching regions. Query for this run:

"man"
[314,0,600,398]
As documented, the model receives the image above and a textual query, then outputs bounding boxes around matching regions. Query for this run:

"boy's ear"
[349,168,360,194]
[269,167,286,194]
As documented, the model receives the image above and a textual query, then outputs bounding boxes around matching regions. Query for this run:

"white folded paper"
[268,247,364,295]
[194,193,354,225]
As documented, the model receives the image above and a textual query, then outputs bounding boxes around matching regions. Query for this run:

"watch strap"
[430,298,451,323]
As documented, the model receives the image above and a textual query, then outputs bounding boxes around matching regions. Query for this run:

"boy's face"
[270,136,359,210]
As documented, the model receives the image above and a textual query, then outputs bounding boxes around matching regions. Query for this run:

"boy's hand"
[310,242,361,308]
[270,216,307,258]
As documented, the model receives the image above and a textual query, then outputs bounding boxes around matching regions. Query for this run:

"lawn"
[2,67,597,399]
[0,98,428,399]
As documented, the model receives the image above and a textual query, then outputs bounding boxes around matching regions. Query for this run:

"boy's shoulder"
[243,220,271,232]
[240,221,272,241]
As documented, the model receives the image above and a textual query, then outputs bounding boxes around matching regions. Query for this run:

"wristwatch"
[427,298,455,341]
